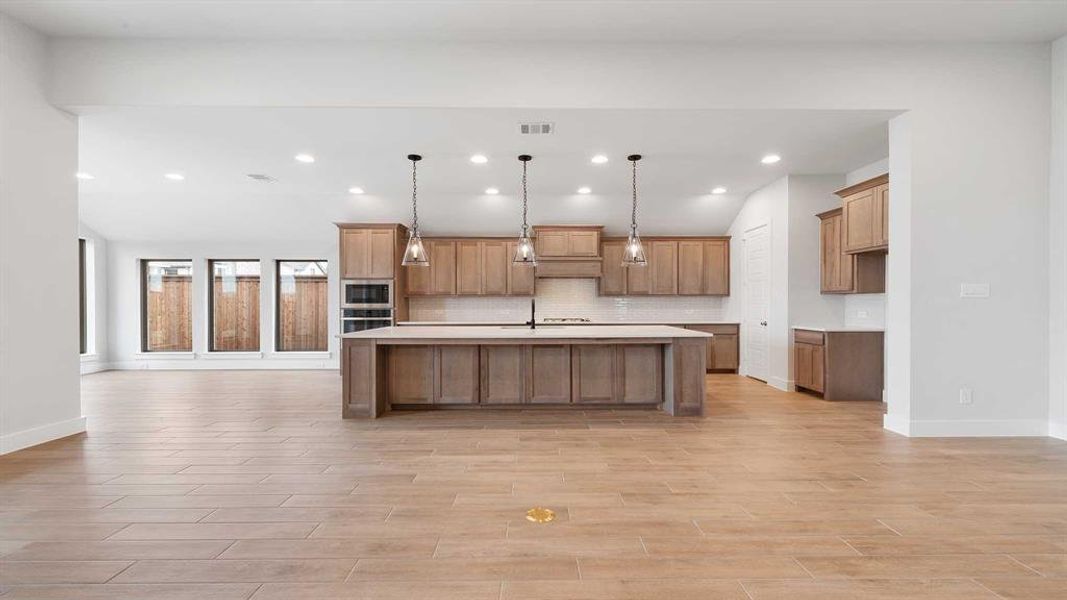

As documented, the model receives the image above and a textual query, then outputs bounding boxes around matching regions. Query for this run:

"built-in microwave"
[341,279,392,308]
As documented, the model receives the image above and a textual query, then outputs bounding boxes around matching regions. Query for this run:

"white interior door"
[743,224,770,382]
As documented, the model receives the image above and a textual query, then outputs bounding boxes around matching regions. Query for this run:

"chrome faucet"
[526,298,536,330]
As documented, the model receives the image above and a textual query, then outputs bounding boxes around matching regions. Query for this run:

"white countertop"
[792,325,885,333]
[342,325,712,340]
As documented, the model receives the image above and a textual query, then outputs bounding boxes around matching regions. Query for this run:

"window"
[141,260,193,352]
[276,260,328,352]
[79,238,87,354]
[209,260,261,352]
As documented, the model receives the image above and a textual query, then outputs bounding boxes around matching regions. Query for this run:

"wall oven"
[341,280,394,333]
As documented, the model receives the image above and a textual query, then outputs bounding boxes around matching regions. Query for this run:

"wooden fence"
[145,276,328,352]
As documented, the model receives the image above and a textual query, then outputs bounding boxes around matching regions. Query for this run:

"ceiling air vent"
[246,173,276,182]
[519,122,554,135]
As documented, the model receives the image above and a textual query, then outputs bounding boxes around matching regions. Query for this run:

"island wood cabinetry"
[406,238,534,297]
[793,328,883,401]
[600,237,729,297]
[340,326,709,418]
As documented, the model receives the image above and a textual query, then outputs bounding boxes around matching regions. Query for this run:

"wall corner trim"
[0,416,87,455]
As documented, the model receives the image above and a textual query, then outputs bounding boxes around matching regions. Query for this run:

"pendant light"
[622,154,647,267]
[513,154,537,266]
[401,154,429,266]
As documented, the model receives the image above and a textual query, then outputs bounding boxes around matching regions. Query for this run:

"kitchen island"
[340,325,711,418]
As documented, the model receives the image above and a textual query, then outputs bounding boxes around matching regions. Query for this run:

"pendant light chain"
[410,157,419,234]
[631,157,638,229]
[521,160,529,230]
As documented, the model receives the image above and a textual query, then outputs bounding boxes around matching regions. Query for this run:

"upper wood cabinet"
[838,174,889,254]
[600,237,730,297]
[407,238,533,297]
[406,239,457,296]
[338,225,401,279]
[818,208,885,295]
[533,226,602,258]
[649,240,678,295]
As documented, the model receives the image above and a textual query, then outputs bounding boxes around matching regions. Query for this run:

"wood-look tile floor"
[1,371,1065,599]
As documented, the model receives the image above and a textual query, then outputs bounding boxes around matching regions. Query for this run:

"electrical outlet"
[960,283,990,298]
[959,387,973,405]
[857,310,869,319]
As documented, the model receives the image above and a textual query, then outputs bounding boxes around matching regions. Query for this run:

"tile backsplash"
[408,278,727,322]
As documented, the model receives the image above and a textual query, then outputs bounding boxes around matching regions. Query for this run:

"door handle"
[760,321,767,326]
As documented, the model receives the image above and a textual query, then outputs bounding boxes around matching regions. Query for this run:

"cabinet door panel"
[406,240,432,295]
[677,241,704,295]
[526,345,571,403]
[388,345,434,404]
[702,240,729,295]
[368,229,395,278]
[506,242,536,296]
[431,241,457,295]
[877,184,889,247]
[537,232,569,257]
[341,229,370,278]
[599,241,627,295]
[618,345,662,404]
[456,241,482,295]
[650,241,678,295]
[794,343,812,389]
[568,231,600,256]
[810,344,825,393]
[572,345,617,403]
[711,334,739,370]
[481,241,509,295]
[480,346,525,404]
[843,189,876,253]
[435,346,479,404]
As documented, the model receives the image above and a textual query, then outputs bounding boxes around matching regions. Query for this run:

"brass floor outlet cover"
[525,507,556,523]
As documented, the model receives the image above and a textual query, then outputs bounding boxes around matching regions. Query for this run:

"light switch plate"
[960,283,990,298]
[959,387,973,405]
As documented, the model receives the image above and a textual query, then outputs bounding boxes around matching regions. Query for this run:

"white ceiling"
[77,107,893,242]
[4,0,1066,42]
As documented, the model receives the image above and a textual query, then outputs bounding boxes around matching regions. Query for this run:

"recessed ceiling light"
[761,154,781,164]
[348,186,365,194]
[470,154,488,164]
[75,172,94,180]
[711,187,727,194]
[577,186,592,194]
[590,155,609,164]
[164,173,185,181]
[485,187,499,195]
[294,153,315,163]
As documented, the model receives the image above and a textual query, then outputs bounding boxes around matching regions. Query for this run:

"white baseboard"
[0,416,87,455]
[768,376,793,392]
[80,360,109,375]
[882,413,911,436]
[110,359,338,371]
[1049,421,1067,441]
[885,417,1049,438]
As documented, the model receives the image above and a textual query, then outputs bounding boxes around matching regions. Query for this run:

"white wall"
[79,221,108,374]
[46,39,1054,437]
[1050,36,1066,440]
[107,240,339,370]
[0,14,83,453]
[787,174,847,332]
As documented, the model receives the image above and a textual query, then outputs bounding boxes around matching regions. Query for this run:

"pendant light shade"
[401,154,429,267]
[513,154,537,266]
[622,154,647,267]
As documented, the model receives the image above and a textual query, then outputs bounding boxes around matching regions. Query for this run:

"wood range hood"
[532,225,604,278]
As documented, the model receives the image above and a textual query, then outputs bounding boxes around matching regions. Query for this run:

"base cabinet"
[434,346,480,404]
[684,324,740,372]
[793,329,882,401]
[571,345,618,403]
[525,345,572,403]
[480,345,526,404]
